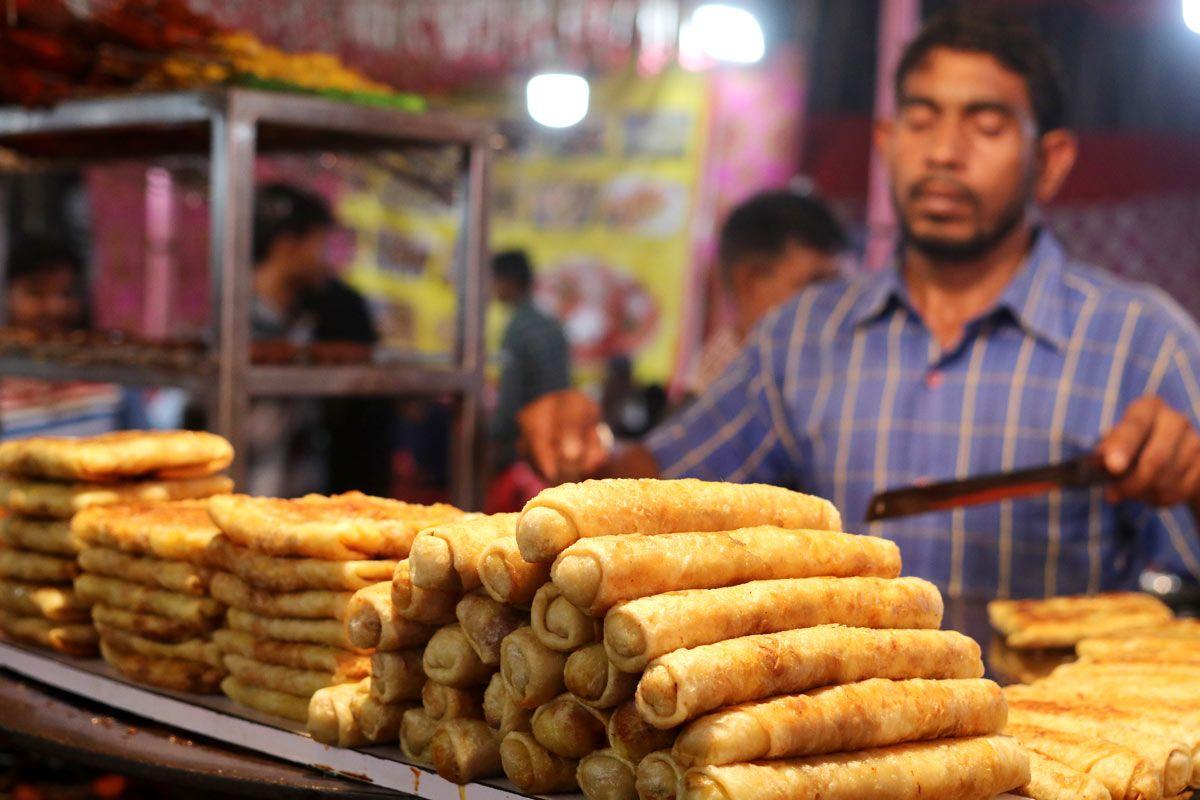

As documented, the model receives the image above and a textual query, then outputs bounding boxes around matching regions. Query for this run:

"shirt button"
[925,370,944,389]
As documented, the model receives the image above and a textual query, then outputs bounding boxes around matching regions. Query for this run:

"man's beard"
[895,179,1030,263]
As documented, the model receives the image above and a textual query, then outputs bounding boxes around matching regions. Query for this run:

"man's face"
[733,242,837,332]
[281,228,330,291]
[7,263,84,333]
[884,48,1041,261]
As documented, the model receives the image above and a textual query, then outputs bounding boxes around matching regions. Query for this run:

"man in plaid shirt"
[518,9,1200,599]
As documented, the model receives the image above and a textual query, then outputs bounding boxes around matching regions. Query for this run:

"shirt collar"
[849,229,1070,352]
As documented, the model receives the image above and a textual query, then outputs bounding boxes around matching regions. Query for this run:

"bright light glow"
[526,73,590,128]
[690,3,765,64]
[1186,0,1200,34]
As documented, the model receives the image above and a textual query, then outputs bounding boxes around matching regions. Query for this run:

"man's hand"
[517,389,610,483]
[1098,395,1200,507]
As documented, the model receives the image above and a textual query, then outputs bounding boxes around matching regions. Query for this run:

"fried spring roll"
[0,579,89,622]
[400,708,438,763]
[430,719,503,784]
[74,574,223,626]
[501,626,567,709]
[422,624,493,688]
[227,608,360,651]
[456,592,527,666]
[220,676,310,723]
[1006,723,1160,800]
[517,478,841,563]
[483,673,533,735]
[533,583,600,651]
[391,560,458,625]
[422,680,485,721]
[409,513,519,592]
[565,643,638,709]
[369,649,425,704]
[637,625,983,728]
[500,731,579,794]
[308,681,368,747]
[223,653,338,699]
[350,688,408,743]
[636,750,685,800]
[478,537,551,606]
[674,678,1006,767]
[209,572,350,620]
[608,700,677,763]
[0,549,79,584]
[553,528,901,616]
[578,748,637,800]
[99,639,224,694]
[605,576,943,672]
[530,693,610,759]
[0,609,97,655]
[345,582,436,651]
[1015,750,1110,800]
[79,547,211,596]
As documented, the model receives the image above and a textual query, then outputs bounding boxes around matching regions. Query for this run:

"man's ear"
[1035,129,1078,203]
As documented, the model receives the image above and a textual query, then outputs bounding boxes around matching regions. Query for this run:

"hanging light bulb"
[689,3,765,64]
[526,72,590,128]
[1185,0,1200,34]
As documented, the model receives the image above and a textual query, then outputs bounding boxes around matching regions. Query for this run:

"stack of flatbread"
[985,592,1200,800]
[426,478,1027,800]
[72,501,228,692]
[206,492,463,724]
[0,431,233,657]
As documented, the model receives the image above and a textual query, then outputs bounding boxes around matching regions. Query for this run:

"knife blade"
[866,453,1110,522]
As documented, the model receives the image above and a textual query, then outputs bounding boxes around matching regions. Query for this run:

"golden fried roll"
[223,653,340,699]
[1016,750,1110,800]
[989,592,1173,649]
[501,626,568,709]
[478,536,551,606]
[0,549,79,584]
[80,548,211,596]
[637,625,983,729]
[430,719,503,784]
[516,478,841,563]
[422,624,493,688]
[409,513,519,592]
[204,535,395,592]
[210,572,350,620]
[987,638,1074,685]
[0,609,97,655]
[422,680,485,720]
[533,583,600,652]
[345,581,436,651]
[99,640,224,694]
[1006,723,1160,800]
[608,701,677,762]
[682,735,1029,800]
[1046,660,1200,684]
[500,731,579,794]
[92,604,211,643]
[74,574,223,626]
[673,677,1004,767]
[578,748,637,800]
[605,576,943,673]
[1,517,80,555]
[208,492,463,560]
[483,673,533,735]
[391,560,458,625]
[456,592,527,666]
[350,689,408,744]
[308,681,367,747]
[0,475,232,518]
[71,501,218,561]
[565,644,638,709]
[220,676,310,723]
[1007,706,1192,795]
[226,608,359,651]
[1077,636,1200,664]
[212,629,369,679]
[401,708,439,763]
[530,693,610,758]
[369,649,425,704]
[0,579,89,621]
[636,750,685,800]
[95,624,222,667]
[553,528,901,616]
[0,430,233,481]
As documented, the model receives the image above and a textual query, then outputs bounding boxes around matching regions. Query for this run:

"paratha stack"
[984,593,1200,800]
[72,501,227,692]
[206,492,463,724]
[0,431,233,657]
[453,478,1027,800]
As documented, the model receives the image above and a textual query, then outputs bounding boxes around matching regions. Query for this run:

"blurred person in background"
[687,189,845,395]
[0,235,147,439]
[249,183,393,497]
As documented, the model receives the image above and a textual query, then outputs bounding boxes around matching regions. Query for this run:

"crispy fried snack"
[408,513,519,591]
[499,732,578,794]
[225,607,360,651]
[95,623,222,667]
[345,581,436,651]
[308,680,368,747]
[91,604,213,643]
[0,475,232,519]
[430,719,503,784]
[79,547,212,596]
[369,649,425,704]
[212,628,369,680]
[988,592,1173,649]
[209,572,350,619]
[0,516,81,555]
[0,548,79,584]
[422,680,485,721]
[100,639,224,693]
[532,583,599,653]
[478,536,550,607]
[72,501,218,561]
[205,535,395,592]
[0,579,90,621]
[74,574,224,626]
[456,592,527,666]
[0,430,233,482]
[0,608,97,655]
[483,673,533,735]
[222,652,339,699]
[564,643,638,709]
[391,559,458,624]
[577,748,637,800]
[220,676,309,723]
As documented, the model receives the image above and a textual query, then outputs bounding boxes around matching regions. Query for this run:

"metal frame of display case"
[0,89,494,508]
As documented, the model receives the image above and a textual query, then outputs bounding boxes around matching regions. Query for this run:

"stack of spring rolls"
[72,501,228,692]
[450,478,1027,800]
[205,492,463,723]
[985,592,1200,800]
[0,431,233,657]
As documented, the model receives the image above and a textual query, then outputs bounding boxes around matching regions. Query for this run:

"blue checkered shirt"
[647,231,1200,599]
